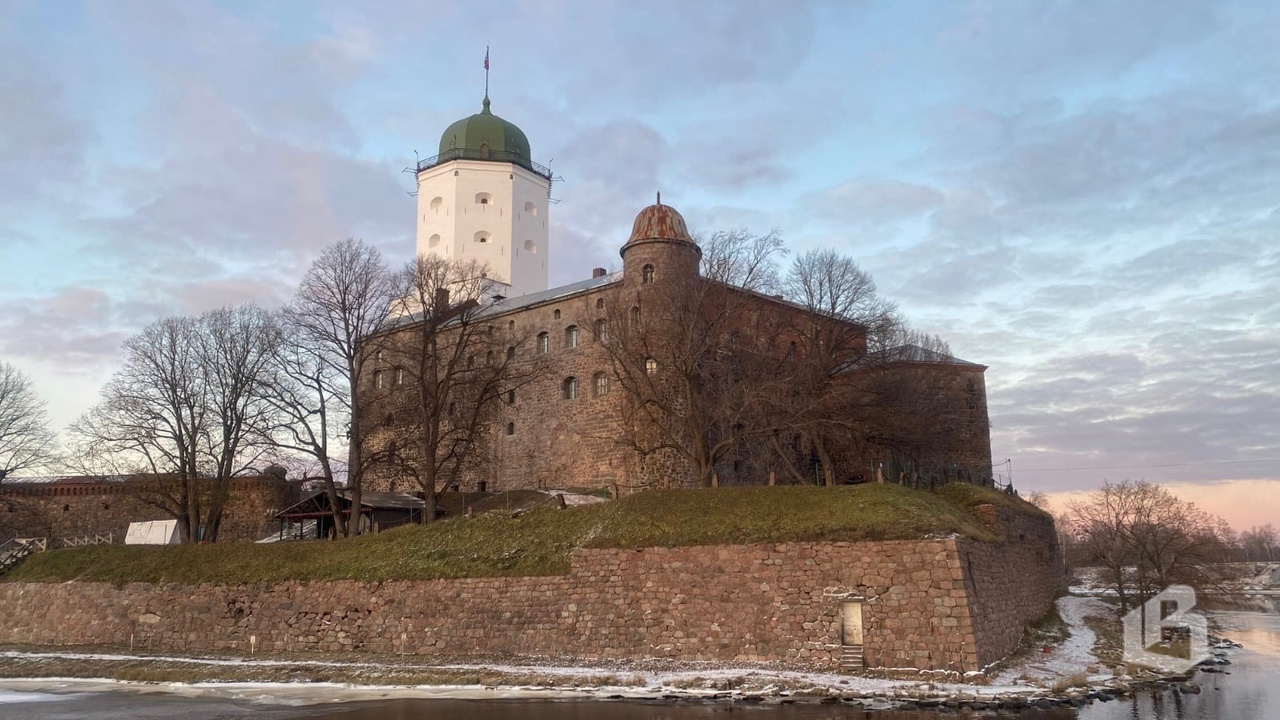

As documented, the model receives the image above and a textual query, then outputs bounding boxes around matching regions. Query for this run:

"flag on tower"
[484,48,489,71]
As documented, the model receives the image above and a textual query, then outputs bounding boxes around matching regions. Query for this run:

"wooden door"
[841,600,864,646]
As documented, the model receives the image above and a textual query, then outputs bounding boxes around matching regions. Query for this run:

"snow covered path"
[991,595,1111,686]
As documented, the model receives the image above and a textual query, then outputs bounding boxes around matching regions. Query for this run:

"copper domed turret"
[620,194,702,286]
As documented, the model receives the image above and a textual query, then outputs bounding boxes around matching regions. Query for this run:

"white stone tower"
[414,94,551,297]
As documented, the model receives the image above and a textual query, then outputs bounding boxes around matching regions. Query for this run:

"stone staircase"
[840,644,864,670]
[0,537,47,575]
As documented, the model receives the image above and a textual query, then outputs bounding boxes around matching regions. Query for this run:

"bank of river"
[2,609,1277,720]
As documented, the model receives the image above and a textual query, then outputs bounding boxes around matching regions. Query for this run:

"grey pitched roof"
[475,272,622,318]
[387,272,622,330]
[878,344,985,367]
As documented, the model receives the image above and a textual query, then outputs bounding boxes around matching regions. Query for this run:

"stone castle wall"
[960,504,1066,668]
[0,477,293,544]
[0,508,1062,672]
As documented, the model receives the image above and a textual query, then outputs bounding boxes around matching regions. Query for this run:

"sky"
[0,0,1277,530]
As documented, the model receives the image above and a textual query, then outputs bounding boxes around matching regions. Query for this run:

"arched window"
[786,342,797,362]
[593,372,610,397]
[553,309,561,320]
[524,201,537,216]
[428,233,441,249]
[429,196,443,211]
[474,231,490,244]
[537,332,549,354]
[596,298,605,309]
[524,239,538,254]
[508,320,515,332]
[642,264,655,284]
[479,142,490,159]
[565,325,579,348]
[631,306,641,325]
[373,370,386,389]
[506,346,515,360]
[645,358,658,375]
[393,367,405,386]
[474,192,492,205]
[506,422,515,436]
[486,350,495,366]
[506,390,516,405]
[466,355,475,369]
[594,318,609,343]
[562,376,578,400]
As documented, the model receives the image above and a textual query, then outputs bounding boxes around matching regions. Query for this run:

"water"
[2,611,1277,720]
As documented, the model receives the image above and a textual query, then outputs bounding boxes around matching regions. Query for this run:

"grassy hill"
[4,483,1044,585]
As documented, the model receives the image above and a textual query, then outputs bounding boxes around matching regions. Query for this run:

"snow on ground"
[540,490,608,506]
[991,595,1111,686]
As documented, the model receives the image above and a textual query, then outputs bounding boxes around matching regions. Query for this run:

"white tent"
[124,520,179,545]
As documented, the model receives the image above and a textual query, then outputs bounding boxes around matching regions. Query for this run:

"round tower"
[414,94,551,297]
[620,196,702,289]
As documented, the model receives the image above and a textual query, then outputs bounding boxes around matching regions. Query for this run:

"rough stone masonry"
[0,504,1061,673]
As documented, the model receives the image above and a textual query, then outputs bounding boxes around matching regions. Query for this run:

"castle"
[361,94,994,495]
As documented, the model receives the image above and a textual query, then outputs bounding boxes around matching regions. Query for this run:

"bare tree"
[1066,480,1229,612]
[765,249,900,486]
[70,307,277,543]
[0,360,57,480]
[265,238,394,536]
[602,230,787,488]
[1240,524,1278,562]
[196,306,279,540]
[380,255,545,520]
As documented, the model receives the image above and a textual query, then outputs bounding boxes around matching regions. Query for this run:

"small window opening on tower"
[524,201,537,216]
[553,309,561,320]
[563,376,578,400]
[642,264,655,284]
[645,358,658,375]
[506,422,515,436]
[475,192,492,205]
[429,196,443,211]
[474,231,491,244]
[524,239,538,254]
[428,233,441,249]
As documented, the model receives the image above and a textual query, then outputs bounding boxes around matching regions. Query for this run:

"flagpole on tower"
[484,45,490,98]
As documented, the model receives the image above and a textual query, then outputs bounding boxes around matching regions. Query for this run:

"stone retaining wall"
[0,508,1062,672]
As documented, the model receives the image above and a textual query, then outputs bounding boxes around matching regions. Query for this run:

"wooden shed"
[273,489,424,540]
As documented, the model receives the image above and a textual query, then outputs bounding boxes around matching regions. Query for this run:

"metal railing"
[416,148,553,180]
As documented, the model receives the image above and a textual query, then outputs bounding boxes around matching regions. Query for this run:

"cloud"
[0,19,92,212]
[938,0,1221,89]
[799,180,944,227]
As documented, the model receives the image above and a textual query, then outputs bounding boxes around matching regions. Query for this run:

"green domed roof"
[437,95,533,169]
